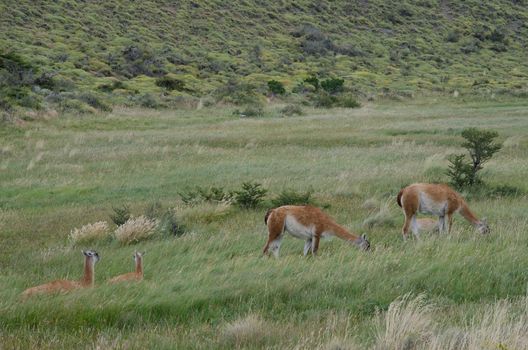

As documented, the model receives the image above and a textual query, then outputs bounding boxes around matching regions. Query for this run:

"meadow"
[1,98,528,349]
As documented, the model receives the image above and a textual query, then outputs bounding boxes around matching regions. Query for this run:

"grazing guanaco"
[21,250,100,298]
[108,251,144,283]
[263,205,370,257]
[397,183,489,239]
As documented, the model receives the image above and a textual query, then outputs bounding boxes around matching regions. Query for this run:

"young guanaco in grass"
[108,251,144,283]
[412,218,440,236]
[397,183,489,239]
[21,250,100,298]
[263,205,370,257]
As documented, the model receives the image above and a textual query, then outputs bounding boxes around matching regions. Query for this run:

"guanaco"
[397,183,489,239]
[263,205,370,257]
[21,250,100,298]
[108,251,144,283]
[412,218,440,236]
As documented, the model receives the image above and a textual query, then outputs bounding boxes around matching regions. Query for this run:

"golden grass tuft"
[221,314,271,348]
[69,221,110,244]
[374,294,433,350]
[114,216,158,244]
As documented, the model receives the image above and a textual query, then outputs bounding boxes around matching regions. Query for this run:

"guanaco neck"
[135,256,143,276]
[329,222,360,243]
[459,201,481,226]
[81,257,95,287]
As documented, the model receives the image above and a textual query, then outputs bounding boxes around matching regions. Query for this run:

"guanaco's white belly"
[284,215,315,239]
[418,192,447,216]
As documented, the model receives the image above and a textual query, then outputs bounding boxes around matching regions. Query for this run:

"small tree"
[233,182,267,209]
[267,80,285,95]
[447,128,502,189]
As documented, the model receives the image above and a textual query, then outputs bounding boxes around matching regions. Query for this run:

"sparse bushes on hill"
[155,75,187,91]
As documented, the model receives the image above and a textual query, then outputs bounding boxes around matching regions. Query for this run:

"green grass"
[1,99,528,348]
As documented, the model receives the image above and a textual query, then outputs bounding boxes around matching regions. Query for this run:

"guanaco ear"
[141,251,146,256]
[361,233,367,240]
[82,250,87,256]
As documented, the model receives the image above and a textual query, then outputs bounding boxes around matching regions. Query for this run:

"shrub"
[311,92,337,108]
[110,204,131,226]
[215,79,263,105]
[267,80,285,95]
[280,104,303,116]
[145,201,164,220]
[198,186,233,203]
[78,93,112,112]
[155,75,186,91]
[114,215,158,244]
[69,221,110,244]
[240,105,264,118]
[447,128,502,189]
[138,93,160,108]
[447,154,474,190]
[180,189,202,206]
[158,209,186,237]
[321,78,344,94]
[337,94,361,108]
[271,189,313,207]
[233,182,267,209]
[304,76,320,90]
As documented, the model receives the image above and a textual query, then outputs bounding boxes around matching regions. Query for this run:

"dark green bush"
[215,79,262,105]
[447,128,502,189]
[267,80,285,95]
[158,209,186,237]
[138,93,160,108]
[304,76,320,90]
[321,78,344,94]
[110,204,131,226]
[155,76,187,91]
[233,182,267,209]
[271,189,313,207]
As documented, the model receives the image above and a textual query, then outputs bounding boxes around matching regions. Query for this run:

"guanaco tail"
[21,250,100,298]
[108,251,144,283]
[397,183,489,239]
[263,205,370,257]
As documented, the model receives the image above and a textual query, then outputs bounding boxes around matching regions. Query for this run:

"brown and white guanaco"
[21,250,100,298]
[263,205,370,257]
[108,251,144,283]
[397,183,489,239]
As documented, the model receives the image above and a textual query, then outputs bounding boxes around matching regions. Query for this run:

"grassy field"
[1,99,528,349]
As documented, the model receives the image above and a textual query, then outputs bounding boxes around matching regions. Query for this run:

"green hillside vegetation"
[2,0,528,116]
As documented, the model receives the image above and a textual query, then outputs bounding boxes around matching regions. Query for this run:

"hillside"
[1,0,528,113]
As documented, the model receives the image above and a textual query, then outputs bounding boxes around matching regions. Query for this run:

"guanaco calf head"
[83,249,100,264]
[355,233,370,251]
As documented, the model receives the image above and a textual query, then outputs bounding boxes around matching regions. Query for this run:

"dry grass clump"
[114,215,158,244]
[429,299,528,350]
[362,202,396,229]
[221,314,271,348]
[69,221,110,244]
[374,294,433,350]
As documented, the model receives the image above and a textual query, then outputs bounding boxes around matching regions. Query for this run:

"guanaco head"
[82,250,100,264]
[355,233,371,251]
[133,251,144,262]
[476,218,490,234]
